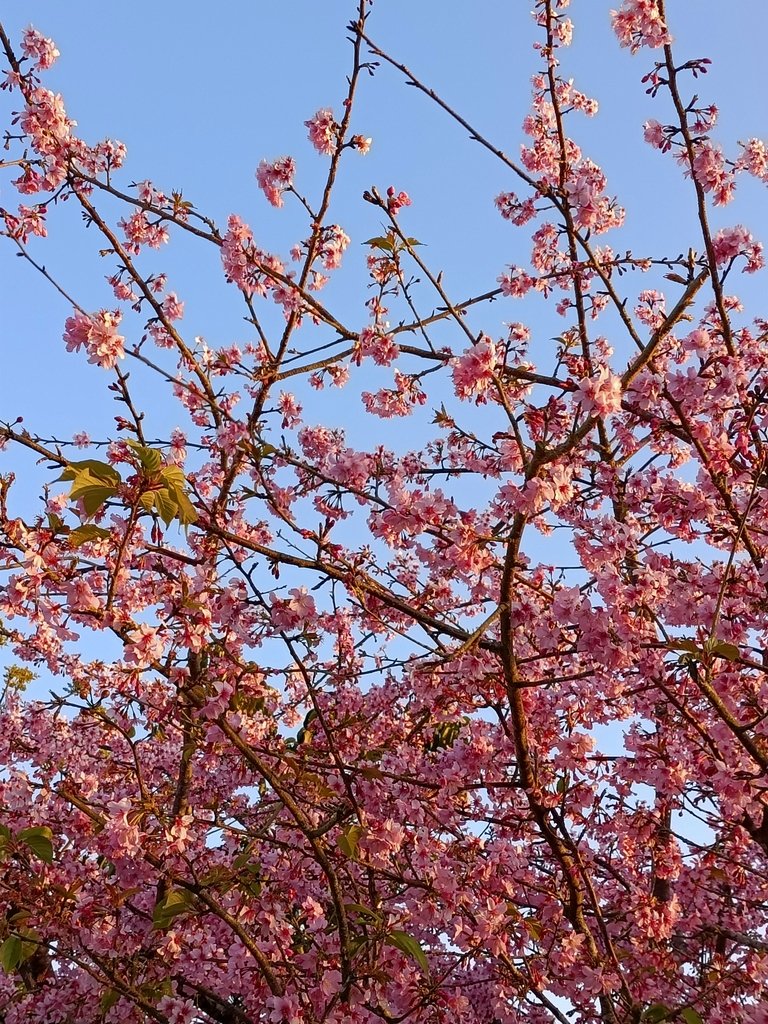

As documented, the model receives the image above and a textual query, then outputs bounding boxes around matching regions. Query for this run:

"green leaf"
[680,1009,704,1024]
[3,665,35,692]
[77,485,119,516]
[153,488,179,526]
[18,826,54,864]
[158,466,198,525]
[238,862,263,898]
[64,464,122,516]
[69,524,111,547]
[173,490,198,526]
[0,935,23,973]
[668,640,700,655]
[710,641,740,662]
[385,930,430,975]
[139,491,158,513]
[345,902,382,922]
[59,460,121,487]
[139,978,173,1001]
[642,1006,670,1023]
[198,867,232,888]
[364,235,395,252]
[152,888,195,930]
[47,513,64,533]
[426,720,463,752]
[99,988,120,1015]
[158,465,187,490]
[126,441,163,474]
[233,850,258,870]
[337,824,362,860]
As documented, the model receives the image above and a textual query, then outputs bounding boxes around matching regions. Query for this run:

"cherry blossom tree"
[2,2,768,1022]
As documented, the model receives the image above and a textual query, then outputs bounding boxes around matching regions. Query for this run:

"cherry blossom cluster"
[305,107,338,156]
[610,0,672,54]
[255,156,296,208]
[62,309,126,369]
[2,4,768,1024]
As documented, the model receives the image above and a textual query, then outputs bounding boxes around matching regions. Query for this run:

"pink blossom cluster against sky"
[3,4,768,1021]
[1,1,767,467]
[1,0,767,744]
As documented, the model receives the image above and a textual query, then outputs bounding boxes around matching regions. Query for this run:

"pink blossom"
[386,186,412,216]
[65,578,101,613]
[326,363,350,388]
[326,448,373,490]
[2,204,47,244]
[162,292,185,321]
[643,119,668,151]
[270,587,316,630]
[683,328,711,357]
[452,337,499,403]
[108,274,138,301]
[86,137,127,173]
[124,624,165,667]
[148,323,175,349]
[690,140,736,206]
[278,391,303,428]
[320,969,342,997]
[220,213,256,292]
[220,215,282,297]
[738,138,768,181]
[317,224,350,270]
[120,210,169,250]
[360,817,406,864]
[635,289,666,328]
[362,371,426,418]
[498,267,535,297]
[168,428,188,464]
[350,134,372,154]
[156,997,199,1024]
[554,17,573,46]
[256,155,296,207]
[565,160,611,230]
[63,310,125,369]
[19,86,73,156]
[305,108,337,155]
[574,365,623,416]
[267,994,303,1024]
[356,325,400,366]
[6,11,768,1023]
[495,191,537,226]
[713,225,764,272]
[21,27,60,70]
[611,0,671,53]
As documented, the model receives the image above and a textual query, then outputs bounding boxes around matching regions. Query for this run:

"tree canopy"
[2,3,768,1022]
